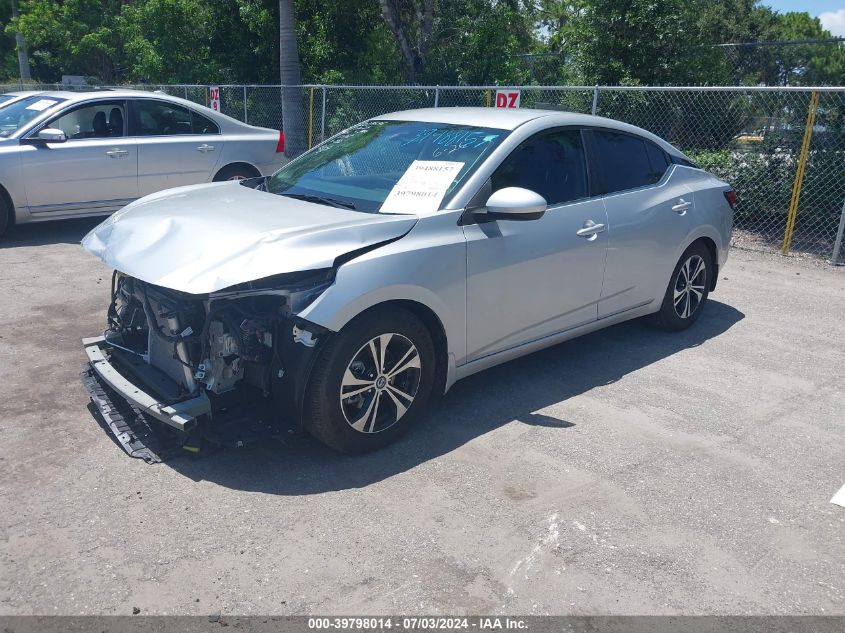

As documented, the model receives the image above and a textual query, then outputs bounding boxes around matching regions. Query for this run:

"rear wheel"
[213,164,259,182]
[304,307,435,453]
[654,242,712,331]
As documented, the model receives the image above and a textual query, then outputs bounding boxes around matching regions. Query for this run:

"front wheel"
[303,307,436,453]
[654,242,712,331]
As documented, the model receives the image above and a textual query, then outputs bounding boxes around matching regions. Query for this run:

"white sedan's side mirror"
[36,128,67,143]
[478,187,547,220]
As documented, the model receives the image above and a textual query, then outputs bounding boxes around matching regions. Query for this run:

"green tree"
[10,0,125,82]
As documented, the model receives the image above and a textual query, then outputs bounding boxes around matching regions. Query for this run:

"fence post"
[321,86,327,141]
[832,199,845,266]
[591,85,600,115]
[781,90,820,255]
[485,89,491,107]
[308,87,314,149]
[243,85,248,123]
[184,86,188,100]
[434,85,440,108]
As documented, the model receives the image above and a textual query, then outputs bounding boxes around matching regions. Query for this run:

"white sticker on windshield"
[25,99,59,112]
[380,160,465,215]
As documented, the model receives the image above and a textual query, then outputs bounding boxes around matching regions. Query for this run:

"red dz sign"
[495,90,521,108]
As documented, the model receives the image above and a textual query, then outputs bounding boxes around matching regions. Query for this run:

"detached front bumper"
[82,336,211,432]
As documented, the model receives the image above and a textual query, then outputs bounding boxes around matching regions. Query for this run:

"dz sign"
[495,89,521,108]
[209,86,220,112]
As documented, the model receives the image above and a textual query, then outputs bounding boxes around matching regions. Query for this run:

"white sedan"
[0,89,286,237]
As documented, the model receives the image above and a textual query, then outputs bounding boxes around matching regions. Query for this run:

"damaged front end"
[82,269,333,456]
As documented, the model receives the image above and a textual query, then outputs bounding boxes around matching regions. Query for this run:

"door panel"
[464,198,609,361]
[21,99,137,215]
[586,129,693,318]
[598,173,693,317]
[129,99,223,195]
[136,135,224,195]
[463,128,607,363]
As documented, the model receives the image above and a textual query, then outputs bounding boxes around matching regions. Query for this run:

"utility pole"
[10,0,32,83]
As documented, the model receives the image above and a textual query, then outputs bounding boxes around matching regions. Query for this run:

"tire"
[213,164,259,182]
[654,241,713,331]
[0,194,10,239]
[303,306,436,453]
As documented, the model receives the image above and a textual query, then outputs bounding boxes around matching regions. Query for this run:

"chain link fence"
[2,82,844,265]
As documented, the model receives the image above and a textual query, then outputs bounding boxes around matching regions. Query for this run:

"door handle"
[105,148,129,158]
[576,220,607,240]
[197,144,215,153]
[672,199,692,215]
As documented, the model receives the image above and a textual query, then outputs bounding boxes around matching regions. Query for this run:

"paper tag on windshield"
[380,160,464,214]
[25,99,58,112]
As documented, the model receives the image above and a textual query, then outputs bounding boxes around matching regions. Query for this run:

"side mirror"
[476,187,547,221]
[36,128,67,143]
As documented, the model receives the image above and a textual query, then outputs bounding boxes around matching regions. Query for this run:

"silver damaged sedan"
[81,108,735,454]
[0,90,285,238]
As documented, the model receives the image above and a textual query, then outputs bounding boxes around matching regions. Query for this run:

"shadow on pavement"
[0,216,103,248]
[165,300,744,495]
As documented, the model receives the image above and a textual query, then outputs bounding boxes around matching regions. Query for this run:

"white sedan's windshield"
[267,120,508,213]
[0,95,66,137]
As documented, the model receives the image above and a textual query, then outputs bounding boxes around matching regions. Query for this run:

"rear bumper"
[82,336,210,432]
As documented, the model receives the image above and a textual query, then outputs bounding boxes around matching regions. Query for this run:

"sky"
[764,1,845,36]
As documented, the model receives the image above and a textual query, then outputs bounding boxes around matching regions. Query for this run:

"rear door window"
[492,129,588,206]
[130,100,194,136]
[592,130,660,194]
[191,110,219,134]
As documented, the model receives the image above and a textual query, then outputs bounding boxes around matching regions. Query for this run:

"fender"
[297,210,468,369]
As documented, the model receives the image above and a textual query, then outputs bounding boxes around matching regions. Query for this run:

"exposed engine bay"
[91,268,334,444]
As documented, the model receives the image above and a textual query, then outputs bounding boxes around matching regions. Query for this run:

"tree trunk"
[378,0,435,84]
[279,0,306,158]
[10,0,32,83]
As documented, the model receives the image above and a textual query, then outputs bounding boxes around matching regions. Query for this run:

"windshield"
[0,95,66,137]
[266,120,507,213]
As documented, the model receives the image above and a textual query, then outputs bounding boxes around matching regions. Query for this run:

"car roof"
[4,90,42,97]
[374,107,685,157]
[35,88,195,103]
[25,89,265,133]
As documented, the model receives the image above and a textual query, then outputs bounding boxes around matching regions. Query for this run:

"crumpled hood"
[82,181,418,294]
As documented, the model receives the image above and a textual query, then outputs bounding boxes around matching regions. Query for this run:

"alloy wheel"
[673,254,707,319]
[339,333,422,433]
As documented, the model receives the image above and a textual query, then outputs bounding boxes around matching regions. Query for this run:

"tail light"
[275,131,285,154]
[724,189,737,210]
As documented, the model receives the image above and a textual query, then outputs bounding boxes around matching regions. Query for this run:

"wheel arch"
[213,161,262,181]
[378,299,449,398]
[0,182,15,230]
[688,235,719,291]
